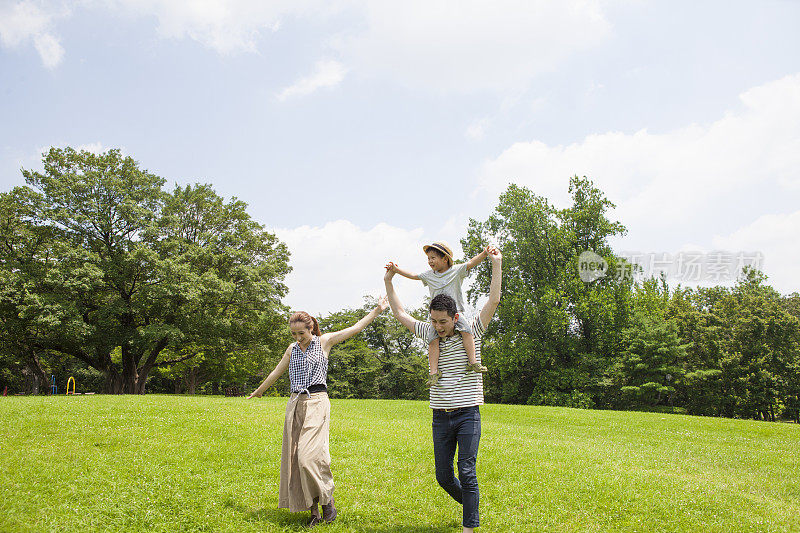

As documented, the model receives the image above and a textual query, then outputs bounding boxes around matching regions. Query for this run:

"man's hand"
[377,295,389,312]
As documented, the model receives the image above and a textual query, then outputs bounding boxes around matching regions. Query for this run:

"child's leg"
[427,339,441,386]
[461,331,477,365]
[428,338,440,375]
[461,331,487,373]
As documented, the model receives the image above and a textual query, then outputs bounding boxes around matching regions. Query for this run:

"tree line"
[462,180,800,422]
[2,148,798,422]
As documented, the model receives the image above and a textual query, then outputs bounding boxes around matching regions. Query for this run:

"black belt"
[306,384,327,393]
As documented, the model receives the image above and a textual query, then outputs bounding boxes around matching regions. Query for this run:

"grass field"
[1,395,799,533]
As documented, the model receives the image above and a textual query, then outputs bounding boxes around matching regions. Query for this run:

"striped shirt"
[414,316,486,409]
[288,336,328,393]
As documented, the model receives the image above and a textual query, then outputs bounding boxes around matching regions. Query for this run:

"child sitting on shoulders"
[386,241,489,386]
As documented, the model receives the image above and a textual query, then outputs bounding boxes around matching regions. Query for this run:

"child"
[386,241,489,386]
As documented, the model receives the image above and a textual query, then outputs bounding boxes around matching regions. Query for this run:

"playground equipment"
[66,376,76,395]
[50,375,57,395]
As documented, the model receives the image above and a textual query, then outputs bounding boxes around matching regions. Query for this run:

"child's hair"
[425,246,452,267]
[429,294,457,318]
[289,311,321,335]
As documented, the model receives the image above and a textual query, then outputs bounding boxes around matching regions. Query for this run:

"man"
[384,246,502,533]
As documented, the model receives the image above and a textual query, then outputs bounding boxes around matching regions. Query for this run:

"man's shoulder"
[413,319,432,338]
[470,315,486,339]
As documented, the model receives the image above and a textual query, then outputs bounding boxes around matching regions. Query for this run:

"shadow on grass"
[246,507,310,529]
[349,523,461,532]
[228,499,460,532]
[248,509,460,532]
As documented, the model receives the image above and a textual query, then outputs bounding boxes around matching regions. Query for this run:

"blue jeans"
[432,406,481,528]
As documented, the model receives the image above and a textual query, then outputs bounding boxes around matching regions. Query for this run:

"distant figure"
[247,297,388,527]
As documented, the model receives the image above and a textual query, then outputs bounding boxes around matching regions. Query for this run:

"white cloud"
[275,60,347,102]
[100,0,612,91]
[274,220,427,316]
[0,1,66,69]
[97,0,330,54]
[2,0,614,91]
[465,118,489,141]
[713,211,800,295]
[333,0,612,92]
[478,73,800,292]
[32,31,64,68]
[273,219,485,316]
[36,142,117,156]
[76,142,108,153]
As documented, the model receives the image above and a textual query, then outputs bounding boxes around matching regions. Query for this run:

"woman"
[247,297,388,526]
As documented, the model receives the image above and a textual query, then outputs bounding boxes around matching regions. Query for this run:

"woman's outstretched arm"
[320,296,389,352]
[247,345,292,398]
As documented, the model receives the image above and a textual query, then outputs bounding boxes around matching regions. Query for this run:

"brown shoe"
[322,496,337,523]
[308,504,321,527]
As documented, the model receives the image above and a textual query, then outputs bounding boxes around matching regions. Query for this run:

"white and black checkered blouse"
[288,336,328,393]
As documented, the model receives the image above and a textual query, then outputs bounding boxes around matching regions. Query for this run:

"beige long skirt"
[278,391,334,512]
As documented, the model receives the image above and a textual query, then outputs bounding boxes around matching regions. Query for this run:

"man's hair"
[429,294,457,318]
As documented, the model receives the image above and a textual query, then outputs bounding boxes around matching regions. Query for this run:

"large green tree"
[320,298,428,400]
[2,148,290,393]
[463,178,631,406]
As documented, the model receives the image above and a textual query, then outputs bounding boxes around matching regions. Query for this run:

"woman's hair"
[289,311,321,335]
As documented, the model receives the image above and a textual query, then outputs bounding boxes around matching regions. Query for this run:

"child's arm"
[464,245,490,271]
[386,262,421,280]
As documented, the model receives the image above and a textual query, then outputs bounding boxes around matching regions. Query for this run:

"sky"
[2,0,800,315]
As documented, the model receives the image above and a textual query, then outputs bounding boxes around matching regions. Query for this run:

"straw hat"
[423,241,454,266]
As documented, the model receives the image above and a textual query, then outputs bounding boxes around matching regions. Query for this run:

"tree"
[668,270,800,420]
[0,186,98,393]
[609,277,688,409]
[320,298,428,400]
[463,178,631,407]
[7,148,290,393]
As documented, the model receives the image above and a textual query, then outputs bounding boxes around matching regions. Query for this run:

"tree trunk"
[134,372,148,394]
[105,370,123,394]
[185,367,198,395]
[122,344,138,393]
[25,352,47,395]
[134,337,169,395]
[212,382,220,395]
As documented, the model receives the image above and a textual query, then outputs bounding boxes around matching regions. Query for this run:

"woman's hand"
[487,245,502,262]
[246,390,261,399]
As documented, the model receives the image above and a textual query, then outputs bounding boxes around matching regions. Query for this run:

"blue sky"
[2,0,800,314]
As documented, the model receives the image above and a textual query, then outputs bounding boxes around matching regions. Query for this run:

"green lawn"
[1,395,798,532]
